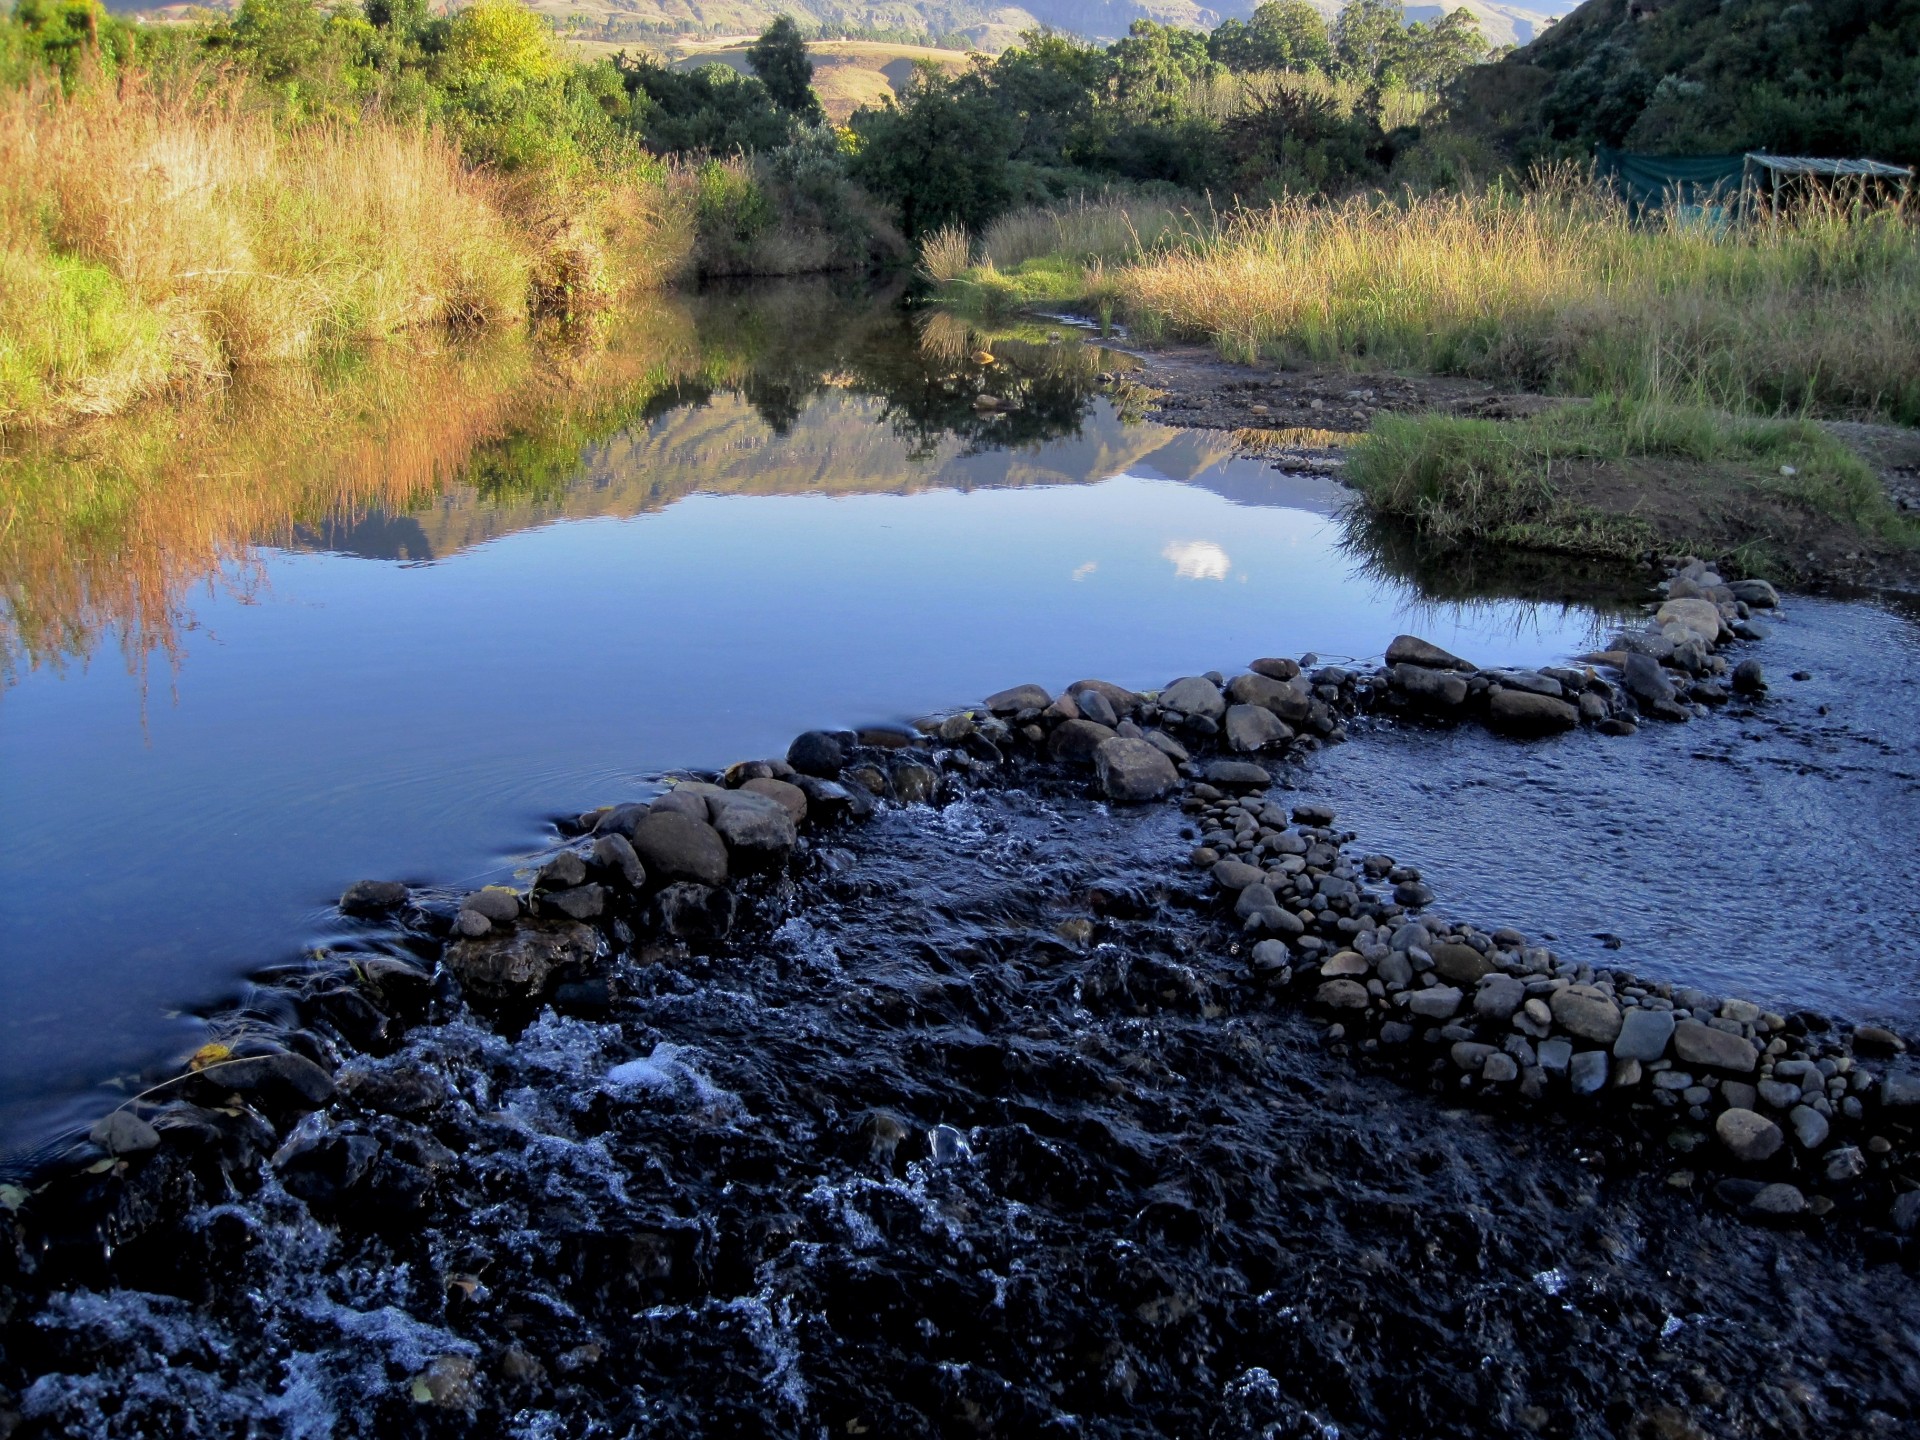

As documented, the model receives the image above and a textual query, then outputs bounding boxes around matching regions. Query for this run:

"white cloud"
[1072,561,1098,582]
[1162,539,1230,581]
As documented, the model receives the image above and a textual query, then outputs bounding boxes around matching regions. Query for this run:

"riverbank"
[1092,340,1920,596]
[3,558,1917,1435]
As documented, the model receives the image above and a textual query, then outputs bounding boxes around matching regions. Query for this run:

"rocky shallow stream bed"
[2,562,1918,1437]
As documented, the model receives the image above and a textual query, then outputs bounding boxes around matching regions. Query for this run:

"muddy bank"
[3,567,1919,1436]
[1109,342,1920,597]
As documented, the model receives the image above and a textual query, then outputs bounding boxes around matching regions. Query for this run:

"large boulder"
[1068,679,1139,718]
[739,776,807,824]
[1486,689,1580,736]
[1386,635,1475,671]
[1226,671,1311,722]
[1623,652,1686,719]
[1550,988,1623,1044]
[446,921,598,1003]
[1159,676,1226,721]
[1727,579,1779,608]
[629,809,729,887]
[1048,719,1117,764]
[1094,736,1179,802]
[1392,664,1468,709]
[984,683,1051,714]
[706,789,798,864]
[1715,1108,1784,1163]
[1673,1020,1758,1073]
[787,730,846,778]
[1655,598,1724,645]
[1224,703,1292,752]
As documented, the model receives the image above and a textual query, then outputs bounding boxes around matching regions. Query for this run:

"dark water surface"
[2,282,1916,1155]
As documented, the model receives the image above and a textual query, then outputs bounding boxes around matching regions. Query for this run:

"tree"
[1110,19,1220,120]
[991,27,1112,164]
[849,64,1014,239]
[1210,2,1333,75]
[747,16,823,124]
[1403,8,1488,91]
[1333,0,1410,85]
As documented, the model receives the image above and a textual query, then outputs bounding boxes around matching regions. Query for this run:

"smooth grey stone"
[1226,671,1311,722]
[984,683,1051,715]
[591,833,647,888]
[542,884,605,921]
[1747,1182,1805,1217]
[1486,689,1579,736]
[707,789,798,862]
[1392,663,1468,708]
[90,1109,162,1156]
[1715,1108,1784,1162]
[1788,1105,1830,1150]
[1406,986,1462,1019]
[1159,676,1226,720]
[1224,703,1292,752]
[339,879,408,917]
[1482,1052,1519,1083]
[1551,990,1623,1044]
[786,730,846,778]
[1613,1008,1675,1062]
[1048,719,1117,764]
[1673,1021,1758,1073]
[1475,975,1526,1021]
[1537,1037,1573,1075]
[536,851,588,890]
[630,810,729,887]
[1076,689,1120,727]
[1385,635,1474,672]
[1569,1050,1609,1094]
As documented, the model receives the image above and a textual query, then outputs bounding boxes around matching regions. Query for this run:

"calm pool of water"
[4,283,1909,1154]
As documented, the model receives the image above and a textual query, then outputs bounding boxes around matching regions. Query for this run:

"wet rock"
[985,684,1051,714]
[630,810,729,887]
[1144,730,1189,764]
[542,884,605,921]
[593,802,650,839]
[1891,1192,1920,1234]
[1430,943,1490,986]
[1406,986,1462,1020]
[208,1052,337,1109]
[1486,689,1580,736]
[1672,1021,1758,1074]
[1622,653,1681,714]
[1159,676,1225,721]
[1391,663,1469,710]
[536,852,588,890]
[890,757,941,805]
[651,789,712,822]
[658,882,735,941]
[1715,1108,1784,1163]
[740,777,807,825]
[1223,704,1291,752]
[1727,579,1779,608]
[707,790,798,864]
[1048,719,1117,765]
[1093,737,1178,803]
[1068,680,1139,719]
[275,1130,380,1211]
[1824,1146,1865,1182]
[453,910,491,937]
[794,774,875,820]
[1788,1105,1830,1150]
[1474,975,1526,1021]
[1385,636,1474,672]
[1075,689,1120,727]
[1655,598,1724,645]
[787,731,846,778]
[446,921,597,1003]
[1316,979,1369,1010]
[339,880,408,917]
[1731,659,1767,695]
[1569,1050,1609,1094]
[338,1063,448,1117]
[1250,939,1291,977]
[1537,1037,1572,1075]
[1879,1072,1920,1108]
[591,833,647,889]
[1226,672,1311,722]
[1614,1009,1675,1062]
[1203,760,1271,790]
[1852,1025,1907,1056]
[1483,1053,1519,1083]
[460,887,521,925]
[1550,989,1623,1045]
[89,1110,161,1157]
[1248,657,1302,681]
[1747,1182,1806,1218]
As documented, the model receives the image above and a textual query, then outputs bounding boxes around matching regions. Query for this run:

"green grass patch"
[1345,397,1920,571]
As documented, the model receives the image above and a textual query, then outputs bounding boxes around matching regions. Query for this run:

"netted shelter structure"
[1595,148,1913,221]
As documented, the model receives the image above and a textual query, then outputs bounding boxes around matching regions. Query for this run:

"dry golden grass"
[916,224,972,284]
[0,72,533,429]
[1105,183,1920,422]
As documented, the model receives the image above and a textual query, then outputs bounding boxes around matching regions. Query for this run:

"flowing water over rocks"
[6,779,1920,1439]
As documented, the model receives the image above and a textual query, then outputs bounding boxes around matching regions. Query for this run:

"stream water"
[1,280,1916,1153]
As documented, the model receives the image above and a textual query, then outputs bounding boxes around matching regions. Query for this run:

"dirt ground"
[1114,343,1920,597]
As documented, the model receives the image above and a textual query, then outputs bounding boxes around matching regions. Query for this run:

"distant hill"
[1455,0,1920,166]
[116,0,1579,55]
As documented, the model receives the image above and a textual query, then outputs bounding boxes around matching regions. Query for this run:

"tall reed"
[1106,181,1920,422]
